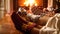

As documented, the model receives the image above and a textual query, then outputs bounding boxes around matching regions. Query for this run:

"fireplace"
[13,0,48,12]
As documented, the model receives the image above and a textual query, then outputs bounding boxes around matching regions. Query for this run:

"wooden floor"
[0,14,23,34]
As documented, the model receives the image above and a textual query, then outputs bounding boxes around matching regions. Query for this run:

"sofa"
[11,11,50,34]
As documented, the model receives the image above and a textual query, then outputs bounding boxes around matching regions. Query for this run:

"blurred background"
[0,0,60,34]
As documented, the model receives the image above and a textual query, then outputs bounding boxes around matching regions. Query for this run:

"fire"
[24,0,37,6]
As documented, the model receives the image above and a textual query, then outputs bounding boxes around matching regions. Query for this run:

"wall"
[0,0,5,19]
[48,0,53,7]
[5,0,13,15]
[0,0,13,19]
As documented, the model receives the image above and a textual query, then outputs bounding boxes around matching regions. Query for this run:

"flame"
[24,0,37,6]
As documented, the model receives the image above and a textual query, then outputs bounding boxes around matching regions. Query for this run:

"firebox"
[13,0,48,12]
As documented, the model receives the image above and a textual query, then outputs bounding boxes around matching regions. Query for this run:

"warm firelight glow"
[24,0,37,14]
[24,0,37,6]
